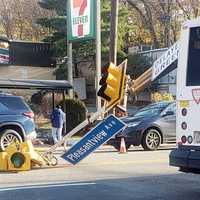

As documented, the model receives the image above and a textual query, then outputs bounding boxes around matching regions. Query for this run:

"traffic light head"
[10,152,26,168]
[97,60,127,107]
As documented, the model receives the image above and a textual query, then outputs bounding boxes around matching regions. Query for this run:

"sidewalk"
[34,143,115,153]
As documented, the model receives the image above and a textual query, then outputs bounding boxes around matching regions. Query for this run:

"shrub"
[30,92,53,119]
[60,98,87,134]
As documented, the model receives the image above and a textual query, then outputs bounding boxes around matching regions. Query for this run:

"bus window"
[186,27,200,86]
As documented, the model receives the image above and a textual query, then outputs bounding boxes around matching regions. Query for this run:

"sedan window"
[162,103,176,115]
[134,103,170,117]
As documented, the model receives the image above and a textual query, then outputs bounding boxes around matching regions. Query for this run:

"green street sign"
[67,0,96,42]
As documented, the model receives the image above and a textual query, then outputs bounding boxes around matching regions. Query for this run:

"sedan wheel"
[0,129,23,151]
[142,129,161,151]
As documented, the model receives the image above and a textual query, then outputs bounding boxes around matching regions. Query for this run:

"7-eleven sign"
[67,0,96,42]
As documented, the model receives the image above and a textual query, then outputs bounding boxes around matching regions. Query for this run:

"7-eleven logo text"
[72,0,88,37]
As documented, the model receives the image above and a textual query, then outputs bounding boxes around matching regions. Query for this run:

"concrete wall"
[0,65,56,80]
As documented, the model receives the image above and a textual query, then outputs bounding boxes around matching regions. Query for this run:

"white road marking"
[0,182,96,192]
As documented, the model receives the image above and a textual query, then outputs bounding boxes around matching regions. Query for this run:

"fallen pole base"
[0,140,55,172]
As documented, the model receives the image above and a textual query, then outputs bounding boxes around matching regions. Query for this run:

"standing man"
[51,105,66,144]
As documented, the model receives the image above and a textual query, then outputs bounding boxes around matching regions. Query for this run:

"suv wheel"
[142,129,161,151]
[0,129,23,151]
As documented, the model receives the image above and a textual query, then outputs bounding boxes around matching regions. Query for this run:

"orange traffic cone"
[119,137,127,153]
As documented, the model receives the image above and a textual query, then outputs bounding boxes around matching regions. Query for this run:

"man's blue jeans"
[52,127,62,143]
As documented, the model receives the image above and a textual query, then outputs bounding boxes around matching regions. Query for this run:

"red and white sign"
[192,88,200,104]
[68,0,95,41]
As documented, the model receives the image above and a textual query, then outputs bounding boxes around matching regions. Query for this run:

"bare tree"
[176,0,200,20]
[0,0,15,38]
[127,0,183,48]
[127,0,159,48]
[0,0,54,40]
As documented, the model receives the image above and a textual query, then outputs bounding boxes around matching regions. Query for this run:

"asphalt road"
[0,145,200,200]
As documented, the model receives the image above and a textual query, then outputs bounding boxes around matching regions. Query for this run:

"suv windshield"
[134,102,171,117]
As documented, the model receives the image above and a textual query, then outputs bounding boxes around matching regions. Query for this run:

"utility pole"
[67,41,73,98]
[96,0,101,112]
[167,0,171,47]
[109,0,119,65]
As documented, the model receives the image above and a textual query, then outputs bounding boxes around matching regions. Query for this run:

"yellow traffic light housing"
[97,59,127,109]
[6,141,31,171]
[0,152,8,171]
[0,140,46,172]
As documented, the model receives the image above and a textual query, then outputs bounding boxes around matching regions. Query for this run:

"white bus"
[170,18,200,172]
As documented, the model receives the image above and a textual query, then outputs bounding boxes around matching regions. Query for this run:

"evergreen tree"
[37,0,68,56]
